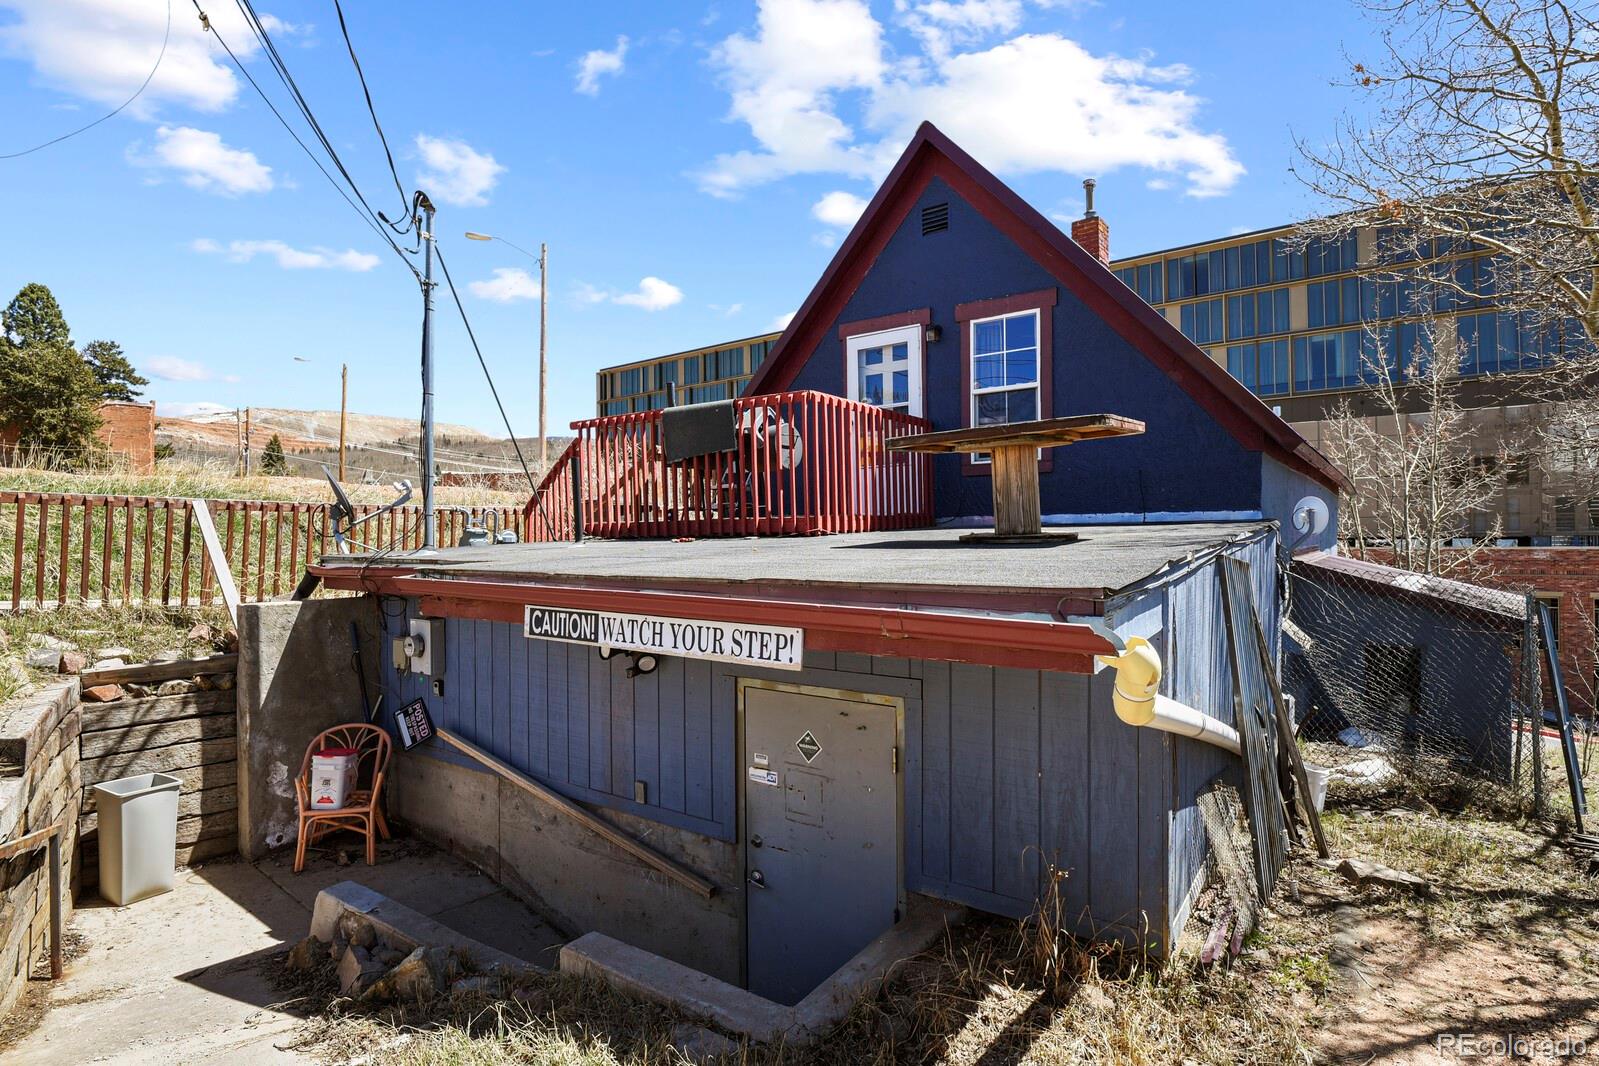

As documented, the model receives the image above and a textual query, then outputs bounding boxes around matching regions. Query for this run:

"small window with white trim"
[970,309,1040,462]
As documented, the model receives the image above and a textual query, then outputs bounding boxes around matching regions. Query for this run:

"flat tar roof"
[322,521,1274,607]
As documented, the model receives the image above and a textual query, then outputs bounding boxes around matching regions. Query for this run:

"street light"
[465,230,548,474]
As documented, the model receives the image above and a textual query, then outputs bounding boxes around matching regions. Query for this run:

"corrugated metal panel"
[1111,526,1281,947]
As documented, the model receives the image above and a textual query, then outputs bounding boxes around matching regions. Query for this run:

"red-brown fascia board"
[314,566,1114,673]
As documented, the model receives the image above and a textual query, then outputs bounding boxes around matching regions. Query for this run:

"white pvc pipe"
[1096,637,1242,756]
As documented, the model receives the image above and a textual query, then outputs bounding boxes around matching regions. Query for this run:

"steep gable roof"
[746,122,1348,493]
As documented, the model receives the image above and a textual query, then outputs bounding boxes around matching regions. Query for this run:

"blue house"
[312,124,1346,1012]
[746,122,1344,540]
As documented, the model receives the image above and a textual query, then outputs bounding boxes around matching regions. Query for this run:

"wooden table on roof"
[885,414,1145,541]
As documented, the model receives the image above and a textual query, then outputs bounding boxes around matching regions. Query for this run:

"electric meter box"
[406,618,445,676]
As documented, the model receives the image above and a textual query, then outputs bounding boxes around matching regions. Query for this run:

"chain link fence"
[1281,549,1572,814]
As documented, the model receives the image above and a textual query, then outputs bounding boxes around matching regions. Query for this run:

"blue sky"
[0,0,1380,436]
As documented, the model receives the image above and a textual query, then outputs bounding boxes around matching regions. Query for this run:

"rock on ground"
[1336,857,1434,897]
[82,684,124,702]
[286,936,329,972]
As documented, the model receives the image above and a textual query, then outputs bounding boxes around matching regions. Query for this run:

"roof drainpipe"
[1096,637,1242,756]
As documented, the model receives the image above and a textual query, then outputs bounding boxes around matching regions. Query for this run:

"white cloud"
[580,277,684,311]
[414,135,505,207]
[468,267,541,302]
[158,400,232,418]
[898,0,1025,59]
[771,310,797,330]
[257,13,313,39]
[132,126,273,195]
[702,1,1243,199]
[711,302,745,317]
[704,0,889,197]
[145,355,217,382]
[575,36,629,95]
[192,237,380,272]
[0,0,261,116]
[811,190,868,227]
[614,277,684,311]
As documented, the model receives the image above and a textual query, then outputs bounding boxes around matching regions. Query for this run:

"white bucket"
[310,748,358,809]
[1303,761,1331,814]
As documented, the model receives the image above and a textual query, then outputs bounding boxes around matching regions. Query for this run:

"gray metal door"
[740,681,900,1005]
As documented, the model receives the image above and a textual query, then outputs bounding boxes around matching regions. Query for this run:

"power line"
[1,0,172,160]
[433,241,565,540]
[187,1,420,278]
[432,243,540,494]
[231,0,415,248]
[330,0,411,232]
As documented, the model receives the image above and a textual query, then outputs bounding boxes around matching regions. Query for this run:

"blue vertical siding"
[1143,527,1281,943]
[782,175,1267,521]
[377,535,1274,945]
[378,602,736,841]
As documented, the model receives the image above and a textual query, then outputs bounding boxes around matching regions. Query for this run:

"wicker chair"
[293,724,392,873]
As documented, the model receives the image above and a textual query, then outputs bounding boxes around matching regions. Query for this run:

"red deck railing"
[523,391,934,541]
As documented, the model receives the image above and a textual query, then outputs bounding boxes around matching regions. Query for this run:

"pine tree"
[0,283,103,465]
[2,282,71,349]
[261,434,288,475]
[81,340,148,402]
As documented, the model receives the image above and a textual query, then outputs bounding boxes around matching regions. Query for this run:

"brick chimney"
[1071,178,1110,264]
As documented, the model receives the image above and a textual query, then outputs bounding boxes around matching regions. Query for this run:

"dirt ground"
[1301,806,1599,1065]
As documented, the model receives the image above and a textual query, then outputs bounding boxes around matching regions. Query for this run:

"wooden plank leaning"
[189,499,240,624]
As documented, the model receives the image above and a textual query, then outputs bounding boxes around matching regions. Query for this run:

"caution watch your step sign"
[524,605,804,671]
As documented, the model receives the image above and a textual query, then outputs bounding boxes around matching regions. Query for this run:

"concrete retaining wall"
[389,751,745,984]
[0,680,82,1021]
[236,598,380,862]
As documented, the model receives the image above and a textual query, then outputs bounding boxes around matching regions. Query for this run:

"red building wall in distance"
[95,401,156,473]
[1473,547,1599,717]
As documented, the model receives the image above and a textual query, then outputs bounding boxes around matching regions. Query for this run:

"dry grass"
[281,795,1599,1065]
[1,460,525,507]
[0,603,231,705]
[287,909,1316,1065]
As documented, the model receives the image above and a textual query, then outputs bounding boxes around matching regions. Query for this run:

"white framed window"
[969,309,1041,463]
[846,325,923,417]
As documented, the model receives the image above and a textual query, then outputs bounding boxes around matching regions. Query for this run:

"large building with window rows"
[1114,221,1599,708]
[595,332,781,416]
[1112,226,1580,416]
[1110,225,1591,544]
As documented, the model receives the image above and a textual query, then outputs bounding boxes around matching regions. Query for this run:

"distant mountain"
[155,404,568,486]
[167,406,496,447]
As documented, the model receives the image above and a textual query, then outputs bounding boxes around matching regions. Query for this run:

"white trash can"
[93,772,181,906]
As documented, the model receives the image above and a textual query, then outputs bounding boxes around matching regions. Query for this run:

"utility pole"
[418,193,438,551]
[338,363,348,482]
[539,242,549,475]
[243,408,252,476]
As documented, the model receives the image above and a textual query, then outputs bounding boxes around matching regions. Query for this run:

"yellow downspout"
[1096,637,1242,756]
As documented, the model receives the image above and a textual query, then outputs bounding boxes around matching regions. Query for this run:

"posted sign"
[524,606,803,671]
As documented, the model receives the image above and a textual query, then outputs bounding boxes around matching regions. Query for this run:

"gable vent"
[921,202,950,235]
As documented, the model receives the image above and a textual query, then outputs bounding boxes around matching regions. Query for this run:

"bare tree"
[1322,323,1514,578]
[1296,0,1599,348]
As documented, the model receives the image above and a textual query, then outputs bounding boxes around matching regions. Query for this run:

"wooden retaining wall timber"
[77,687,240,882]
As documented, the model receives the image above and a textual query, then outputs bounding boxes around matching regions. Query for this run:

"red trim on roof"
[836,307,931,340]
[744,122,1348,494]
[312,566,1113,673]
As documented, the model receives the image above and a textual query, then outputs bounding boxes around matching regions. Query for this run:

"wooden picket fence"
[0,491,519,610]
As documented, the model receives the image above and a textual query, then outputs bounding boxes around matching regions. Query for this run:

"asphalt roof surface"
[327,522,1274,598]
